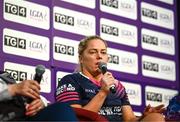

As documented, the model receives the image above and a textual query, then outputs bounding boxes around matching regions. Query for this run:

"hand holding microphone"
[25,65,46,116]
[98,62,116,94]
[25,65,45,103]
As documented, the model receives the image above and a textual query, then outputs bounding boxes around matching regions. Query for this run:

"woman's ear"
[79,55,83,63]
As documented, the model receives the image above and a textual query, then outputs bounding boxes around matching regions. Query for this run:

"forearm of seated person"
[71,90,108,113]
[122,105,138,122]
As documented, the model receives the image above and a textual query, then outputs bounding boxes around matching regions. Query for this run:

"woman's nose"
[97,52,102,59]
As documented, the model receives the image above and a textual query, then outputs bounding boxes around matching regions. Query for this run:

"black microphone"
[25,65,45,103]
[98,62,116,93]
[33,65,45,83]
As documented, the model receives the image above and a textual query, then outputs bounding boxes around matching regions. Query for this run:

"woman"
[56,35,165,121]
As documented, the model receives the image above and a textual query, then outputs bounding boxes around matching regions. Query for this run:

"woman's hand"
[25,99,45,116]
[8,80,40,99]
[138,104,166,121]
[100,72,116,93]
[143,104,166,117]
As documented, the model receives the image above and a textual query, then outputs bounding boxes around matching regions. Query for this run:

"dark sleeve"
[0,79,13,101]
[0,72,14,101]
[55,74,81,105]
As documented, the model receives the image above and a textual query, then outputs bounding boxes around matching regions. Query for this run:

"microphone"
[33,65,45,83]
[25,65,45,103]
[98,62,116,93]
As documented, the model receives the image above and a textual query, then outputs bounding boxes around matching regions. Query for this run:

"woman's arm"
[71,89,108,112]
[122,105,138,122]
[71,72,114,112]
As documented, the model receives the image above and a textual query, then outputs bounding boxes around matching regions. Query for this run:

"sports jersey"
[56,72,130,121]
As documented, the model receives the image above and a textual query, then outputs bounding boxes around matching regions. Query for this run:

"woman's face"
[80,39,108,74]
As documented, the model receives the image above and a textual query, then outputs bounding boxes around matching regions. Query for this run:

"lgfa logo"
[121,57,135,67]
[120,1,135,11]
[159,13,172,23]
[30,9,48,22]
[121,29,135,39]
[29,41,47,53]
[77,19,93,29]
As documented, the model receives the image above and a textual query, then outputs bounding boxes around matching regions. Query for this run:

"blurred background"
[0,0,179,116]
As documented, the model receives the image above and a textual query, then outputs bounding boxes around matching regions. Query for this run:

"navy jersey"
[56,72,130,121]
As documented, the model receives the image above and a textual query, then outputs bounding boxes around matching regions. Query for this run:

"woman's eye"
[90,51,96,54]
[102,52,107,54]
